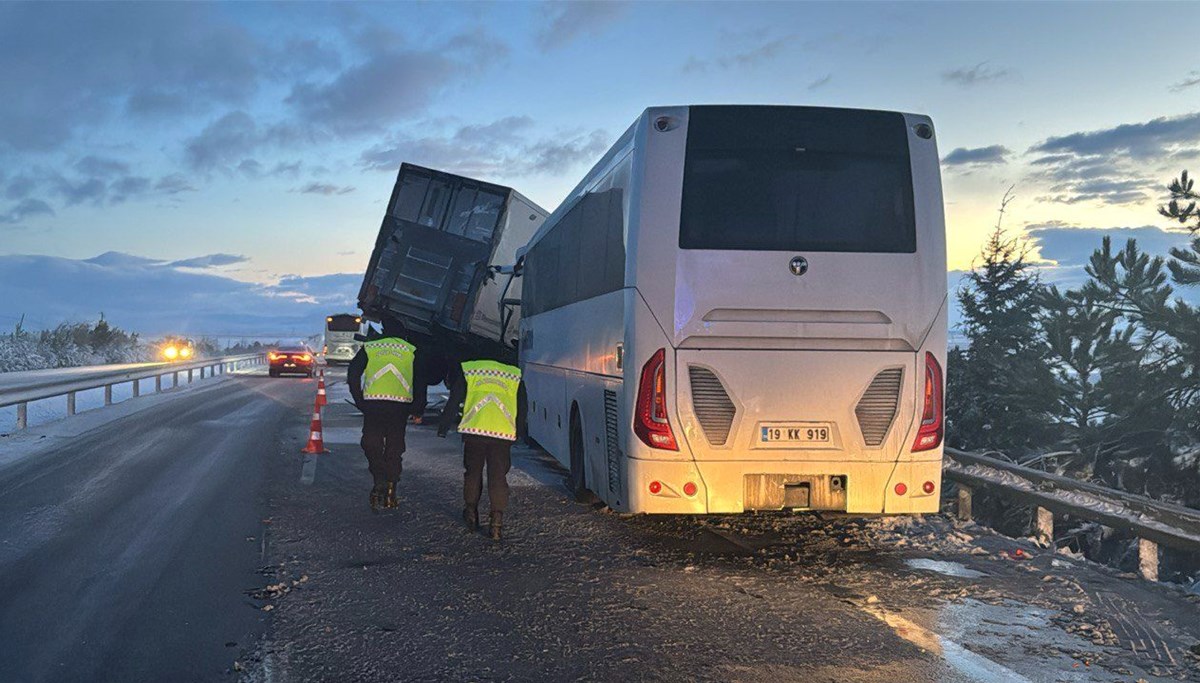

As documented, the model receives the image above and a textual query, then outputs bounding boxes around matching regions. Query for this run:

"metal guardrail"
[1,353,266,430]
[944,447,1200,582]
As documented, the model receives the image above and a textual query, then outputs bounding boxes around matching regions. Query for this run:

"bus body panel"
[520,105,946,515]
[523,289,625,470]
[624,457,942,514]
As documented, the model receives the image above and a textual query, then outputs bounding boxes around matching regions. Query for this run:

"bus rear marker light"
[894,483,907,496]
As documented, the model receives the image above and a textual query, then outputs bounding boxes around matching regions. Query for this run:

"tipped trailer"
[358,163,549,364]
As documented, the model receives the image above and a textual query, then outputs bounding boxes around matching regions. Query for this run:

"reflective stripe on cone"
[302,397,327,454]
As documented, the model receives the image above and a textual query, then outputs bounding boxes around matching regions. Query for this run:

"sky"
[1,1,1198,336]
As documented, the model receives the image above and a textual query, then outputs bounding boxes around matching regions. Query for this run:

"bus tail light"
[922,481,936,494]
[634,348,678,451]
[912,352,943,452]
[894,482,907,496]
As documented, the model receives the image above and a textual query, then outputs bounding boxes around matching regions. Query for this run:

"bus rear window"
[679,107,916,253]
[326,316,360,332]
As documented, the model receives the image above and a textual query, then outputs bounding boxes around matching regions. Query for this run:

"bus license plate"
[761,424,831,444]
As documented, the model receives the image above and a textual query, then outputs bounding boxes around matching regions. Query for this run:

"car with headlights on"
[160,337,195,362]
[268,345,316,377]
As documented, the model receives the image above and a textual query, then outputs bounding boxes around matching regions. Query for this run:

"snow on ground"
[0,366,264,468]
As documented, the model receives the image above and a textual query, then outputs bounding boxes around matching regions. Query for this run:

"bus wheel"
[569,407,597,504]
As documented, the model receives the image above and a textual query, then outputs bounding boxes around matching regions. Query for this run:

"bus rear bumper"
[624,457,943,515]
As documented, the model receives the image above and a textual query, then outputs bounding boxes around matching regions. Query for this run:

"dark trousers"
[361,402,409,484]
[463,435,512,514]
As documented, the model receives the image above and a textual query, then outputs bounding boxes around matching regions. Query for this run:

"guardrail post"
[199,367,205,380]
[103,384,113,406]
[16,402,27,430]
[173,371,179,388]
[66,391,76,416]
[155,375,162,393]
[957,485,973,521]
[187,369,193,384]
[1034,507,1054,547]
[1138,538,1159,581]
[132,379,140,398]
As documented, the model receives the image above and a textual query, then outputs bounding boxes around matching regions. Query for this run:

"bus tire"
[569,406,597,504]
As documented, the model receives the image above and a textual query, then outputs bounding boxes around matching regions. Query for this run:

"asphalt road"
[2,367,1200,682]
[252,373,1200,682]
[0,369,314,682]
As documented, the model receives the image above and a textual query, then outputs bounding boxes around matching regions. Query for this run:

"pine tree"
[946,194,1061,455]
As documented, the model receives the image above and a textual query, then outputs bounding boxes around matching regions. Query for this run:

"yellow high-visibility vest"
[362,337,415,403]
[458,360,521,441]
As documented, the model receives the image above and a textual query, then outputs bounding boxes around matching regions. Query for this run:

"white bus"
[323,313,364,364]
[518,105,946,515]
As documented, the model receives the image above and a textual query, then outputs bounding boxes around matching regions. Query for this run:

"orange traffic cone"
[302,401,328,454]
[315,373,328,407]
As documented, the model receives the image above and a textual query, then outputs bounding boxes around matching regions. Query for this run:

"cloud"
[108,176,152,204]
[0,198,55,225]
[683,35,794,74]
[52,176,108,206]
[285,31,505,135]
[5,174,39,201]
[75,155,131,178]
[941,62,1011,87]
[1029,112,1200,160]
[1170,71,1200,92]
[0,252,362,336]
[941,145,1010,167]
[360,117,608,178]
[535,1,626,51]
[1022,112,1200,206]
[1036,179,1154,206]
[167,253,249,269]
[183,110,306,172]
[296,182,355,196]
[807,74,832,91]
[0,3,264,153]
[155,174,198,195]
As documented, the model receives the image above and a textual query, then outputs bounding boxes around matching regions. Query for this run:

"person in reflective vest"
[348,316,421,511]
[438,357,525,540]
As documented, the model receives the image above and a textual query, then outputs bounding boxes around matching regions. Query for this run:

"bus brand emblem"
[789,256,808,276]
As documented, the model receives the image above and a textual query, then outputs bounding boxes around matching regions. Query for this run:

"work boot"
[489,512,503,541]
[463,506,479,531]
[369,483,385,512]
[383,481,397,509]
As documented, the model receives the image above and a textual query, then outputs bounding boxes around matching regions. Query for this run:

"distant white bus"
[518,105,947,515]
[323,313,364,364]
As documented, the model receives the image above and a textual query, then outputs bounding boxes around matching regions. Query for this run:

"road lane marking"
[300,454,317,485]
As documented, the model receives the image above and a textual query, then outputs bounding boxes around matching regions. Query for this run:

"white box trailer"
[358,163,548,359]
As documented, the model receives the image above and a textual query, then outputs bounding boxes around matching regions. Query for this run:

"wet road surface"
[2,366,1198,681]
[0,369,314,682]
[250,374,1200,682]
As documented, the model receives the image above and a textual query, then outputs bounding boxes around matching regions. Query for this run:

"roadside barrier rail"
[0,353,266,430]
[944,447,1200,582]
